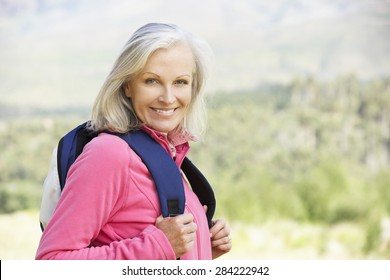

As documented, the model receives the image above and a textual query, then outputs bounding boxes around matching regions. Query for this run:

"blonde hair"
[89,23,212,141]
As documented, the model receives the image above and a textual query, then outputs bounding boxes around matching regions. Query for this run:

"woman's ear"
[123,82,132,98]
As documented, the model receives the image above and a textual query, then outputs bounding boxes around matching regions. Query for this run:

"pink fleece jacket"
[35,127,212,260]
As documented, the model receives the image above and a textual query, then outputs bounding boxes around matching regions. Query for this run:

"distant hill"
[1,0,389,108]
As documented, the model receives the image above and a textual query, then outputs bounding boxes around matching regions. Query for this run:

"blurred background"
[1,0,390,259]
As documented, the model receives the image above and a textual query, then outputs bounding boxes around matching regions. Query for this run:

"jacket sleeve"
[35,136,176,260]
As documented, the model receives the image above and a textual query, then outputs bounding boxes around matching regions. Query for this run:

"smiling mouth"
[152,108,177,116]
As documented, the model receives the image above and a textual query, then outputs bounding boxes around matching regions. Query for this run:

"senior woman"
[36,23,231,260]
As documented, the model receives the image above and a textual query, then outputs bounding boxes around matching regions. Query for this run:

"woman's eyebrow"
[176,74,192,79]
[142,72,192,79]
[142,72,160,78]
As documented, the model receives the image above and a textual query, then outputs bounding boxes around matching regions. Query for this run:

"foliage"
[189,75,390,254]
[0,118,84,213]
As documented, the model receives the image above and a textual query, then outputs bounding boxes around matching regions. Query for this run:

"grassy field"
[1,210,387,260]
[0,211,42,259]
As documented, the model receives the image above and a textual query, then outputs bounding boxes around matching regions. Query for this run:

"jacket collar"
[140,125,191,166]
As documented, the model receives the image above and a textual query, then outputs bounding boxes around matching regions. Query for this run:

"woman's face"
[126,43,195,133]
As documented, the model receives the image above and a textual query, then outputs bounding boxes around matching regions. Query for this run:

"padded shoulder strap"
[57,122,97,190]
[118,130,186,218]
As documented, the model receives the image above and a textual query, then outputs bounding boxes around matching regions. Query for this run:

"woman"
[36,23,231,260]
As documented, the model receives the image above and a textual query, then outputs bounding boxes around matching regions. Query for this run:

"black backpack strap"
[181,157,216,228]
[119,130,186,218]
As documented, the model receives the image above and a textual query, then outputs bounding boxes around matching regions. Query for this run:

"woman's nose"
[158,86,176,104]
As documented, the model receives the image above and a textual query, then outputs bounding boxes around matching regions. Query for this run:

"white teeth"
[154,108,175,115]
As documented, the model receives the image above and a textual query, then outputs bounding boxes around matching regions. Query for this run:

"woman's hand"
[210,218,232,259]
[156,213,197,259]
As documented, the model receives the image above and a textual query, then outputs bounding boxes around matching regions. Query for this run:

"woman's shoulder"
[82,133,132,164]
[90,132,127,145]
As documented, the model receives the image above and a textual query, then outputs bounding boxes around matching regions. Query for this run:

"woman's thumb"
[155,215,164,225]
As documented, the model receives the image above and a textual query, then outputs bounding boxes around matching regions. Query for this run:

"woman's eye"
[175,79,189,86]
[145,78,158,85]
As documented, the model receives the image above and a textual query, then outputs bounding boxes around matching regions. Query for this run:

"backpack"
[40,122,216,231]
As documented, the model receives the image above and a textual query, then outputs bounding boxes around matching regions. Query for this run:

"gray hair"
[89,23,212,141]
